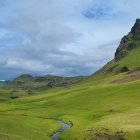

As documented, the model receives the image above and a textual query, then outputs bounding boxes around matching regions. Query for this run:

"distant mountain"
[0,80,8,87]
[6,74,87,90]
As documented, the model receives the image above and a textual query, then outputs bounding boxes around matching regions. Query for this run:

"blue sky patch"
[82,7,109,19]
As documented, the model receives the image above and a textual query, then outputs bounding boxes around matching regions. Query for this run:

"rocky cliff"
[115,19,140,61]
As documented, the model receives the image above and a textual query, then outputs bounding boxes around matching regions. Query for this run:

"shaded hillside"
[6,74,87,90]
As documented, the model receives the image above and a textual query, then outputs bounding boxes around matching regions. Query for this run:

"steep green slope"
[90,19,140,82]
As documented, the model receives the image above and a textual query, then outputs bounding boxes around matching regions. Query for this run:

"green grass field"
[0,72,140,139]
[0,42,140,140]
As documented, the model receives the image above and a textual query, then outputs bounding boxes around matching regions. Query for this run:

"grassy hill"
[0,19,140,140]
[6,74,86,90]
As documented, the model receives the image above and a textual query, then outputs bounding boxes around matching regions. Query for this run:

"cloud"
[0,0,140,80]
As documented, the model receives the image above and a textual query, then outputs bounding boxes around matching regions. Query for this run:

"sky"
[0,0,140,80]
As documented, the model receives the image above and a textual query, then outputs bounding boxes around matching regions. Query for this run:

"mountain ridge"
[6,74,87,90]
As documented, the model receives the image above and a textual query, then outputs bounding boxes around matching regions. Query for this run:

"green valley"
[0,19,140,140]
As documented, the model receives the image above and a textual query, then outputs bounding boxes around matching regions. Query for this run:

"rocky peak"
[131,18,140,35]
[115,19,140,61]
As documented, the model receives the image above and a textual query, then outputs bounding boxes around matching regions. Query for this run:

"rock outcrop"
[115,19,140,61]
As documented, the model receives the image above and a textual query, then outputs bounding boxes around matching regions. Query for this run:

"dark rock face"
[118,66,129,73]
[115,40,136,61]
[131,19,140,38]
[115,19,140,61]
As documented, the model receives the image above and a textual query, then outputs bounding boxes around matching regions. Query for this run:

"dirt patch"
[85,128,125,140]
[94,134,125,140]
[112,68,140,84]
[128,67,140,74]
